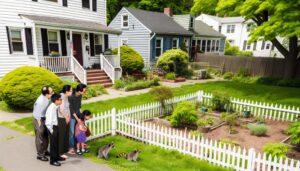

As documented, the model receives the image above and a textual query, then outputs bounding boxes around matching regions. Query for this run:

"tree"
[191,0,219,15]
[216,0,300,79]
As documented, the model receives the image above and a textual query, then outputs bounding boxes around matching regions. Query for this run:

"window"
[266,43,271,50]
[121,14,129,28]
[218,26,222,33]
[189,17,194,28]
[82,0,90,9]
[261,41,265,50]
[172,38,179,49]
[155,37,163,57]
[211,40,216,52]
[201,40,206,52]
[48,31,59,53]
[243,40,247,50]
[10,29,23,52]
[121,39,128,46]
[216,40,220,51]
[207,40,211,52]
[95,34,103,55]
[227,25,235,33]
[253,41,257,51]
[246,43,251,50]
[247,24,251,32]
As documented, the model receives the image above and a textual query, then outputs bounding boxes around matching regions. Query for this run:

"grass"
[85,135,233,171]
[0,117,34,135]
[0,166,4,171]
[83,81,300,114]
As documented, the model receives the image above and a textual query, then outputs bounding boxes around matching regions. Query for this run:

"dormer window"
[189,17,194,28]
[121,14,129,29]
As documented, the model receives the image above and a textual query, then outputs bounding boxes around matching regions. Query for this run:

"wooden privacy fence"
[195,54,300,78]
[86,91,300,171]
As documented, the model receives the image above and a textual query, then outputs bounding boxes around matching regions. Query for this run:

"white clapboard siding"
[173,14,192,30]
[108,8,151,67]
[0,0,106,77]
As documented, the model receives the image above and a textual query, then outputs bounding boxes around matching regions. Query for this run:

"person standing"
[33,86,53,162]
[45,93,64,166]
[68,83,87,154]
[58,85,72,159]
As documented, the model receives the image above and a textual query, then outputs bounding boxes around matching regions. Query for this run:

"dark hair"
[41,86,51,96]
[62,85,72,93]
[76,83,87,92]
[51,93,61,103]
[82,110,92,117]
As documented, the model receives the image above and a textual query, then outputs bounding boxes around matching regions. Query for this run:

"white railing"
[71,56,86,84]
[104,55,120,67]
[39,56,71,73]
[100,54,122,84]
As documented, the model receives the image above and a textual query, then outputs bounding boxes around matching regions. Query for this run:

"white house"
[0,0,122,86]
[196,14,284,58]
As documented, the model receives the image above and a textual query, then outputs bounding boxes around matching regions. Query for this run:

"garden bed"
[163,77,186,83]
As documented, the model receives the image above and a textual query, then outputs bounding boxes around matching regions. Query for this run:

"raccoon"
[116,149,141,162]
[97,143,115,159]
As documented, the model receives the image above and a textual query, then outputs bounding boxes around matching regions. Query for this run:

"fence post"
[247,148,255,171]
[111,108,116,136]
[197,91,204,103]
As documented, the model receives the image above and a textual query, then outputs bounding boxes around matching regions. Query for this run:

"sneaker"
[76,150,83,155]
[81,149,89,153]
[60,154,69,159]
[68,149,75,155]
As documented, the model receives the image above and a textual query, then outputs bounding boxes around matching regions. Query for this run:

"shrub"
[149,86,173,115]
[113,46,144,74]
[170,101,198,127]
[221,112,238,127]
[83,85,107,100]
[211,94,231,112]
[247,123,267,136]
[237,67,249,77]
[223,72,234,80]
[0,66,63,110]
[113,80,126,89]
[182,68,194,79]
[125,77,160,91]
[287,122,300,147]
[165,72,176,80]
[207,68,222,77]
[237,51,253,57]
[225,41,240,56]
[180,41,188,52]
[256,77,300,88]
[263,143,289,159]
[156,49,189,77]
[197,118,214,127]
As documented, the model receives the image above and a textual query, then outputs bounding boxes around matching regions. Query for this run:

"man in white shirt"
[33,86,53,161]
[45,93,64,166]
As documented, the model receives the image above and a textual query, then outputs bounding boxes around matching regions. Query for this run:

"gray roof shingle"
[20,14,121,35]
[125,7,193,36]
[193,20,225,38]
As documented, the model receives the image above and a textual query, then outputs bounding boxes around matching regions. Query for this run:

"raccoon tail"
[116,153,127,158]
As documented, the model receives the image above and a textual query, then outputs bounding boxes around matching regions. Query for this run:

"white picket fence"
[85,90,300,171]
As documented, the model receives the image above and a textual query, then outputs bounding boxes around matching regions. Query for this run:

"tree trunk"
[283,37,299,79]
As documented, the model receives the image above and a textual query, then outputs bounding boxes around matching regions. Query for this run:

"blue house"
[108,7,193,67]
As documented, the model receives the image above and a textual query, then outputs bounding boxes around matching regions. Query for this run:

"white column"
[117,34,121,62]
[69,30,74,72]
[32,24,39,66]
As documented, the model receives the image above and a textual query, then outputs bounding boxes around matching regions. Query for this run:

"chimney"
[164,8,173,17]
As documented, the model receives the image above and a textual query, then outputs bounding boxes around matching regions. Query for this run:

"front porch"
[21,14,122,86]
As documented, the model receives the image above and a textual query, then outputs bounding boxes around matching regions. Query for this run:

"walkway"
[0,126,114,171]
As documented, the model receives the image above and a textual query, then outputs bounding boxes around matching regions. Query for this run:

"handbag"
[85,127,91,137]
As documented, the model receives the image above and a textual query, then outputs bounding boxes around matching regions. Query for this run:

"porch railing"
[100,54,122,84]
[71,56,87,84]
[39,57,71,73]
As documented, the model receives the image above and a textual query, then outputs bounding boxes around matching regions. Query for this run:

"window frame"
[47,30,60,55]
[10,28,25,54]
[155,37,163,58]
[266,43,271,50]
[82,0,90,9]
[94,34,104,55]
[218,26,222,33]
[189,17,194,28]
[172,38,179,49]
[216,40,220,52]
[121,13,129,29]
[211,40,216,52]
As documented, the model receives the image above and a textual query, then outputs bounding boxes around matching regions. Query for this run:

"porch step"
[86,69,113,87]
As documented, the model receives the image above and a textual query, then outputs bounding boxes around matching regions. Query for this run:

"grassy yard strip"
[0,117,34,135]
[85,135,233,171]
[0,166,4,171]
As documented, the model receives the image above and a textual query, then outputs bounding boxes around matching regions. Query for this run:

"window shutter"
[104,34,109,50]
[6,26,12,54]
[25,28,34,55]
[92,0,97,11]
[243,40,247,50]
[60,30,67,56]
[63,0,67,7]
[89,33,95,56]
[41,28,49,56]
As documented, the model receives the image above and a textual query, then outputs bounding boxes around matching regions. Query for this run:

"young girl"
[74,110,92,155]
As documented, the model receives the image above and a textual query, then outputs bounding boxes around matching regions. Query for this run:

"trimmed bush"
[263,143,289,159]
[170,101,198,127]
[0,66,63,110]
[237,51,253,57]
[149,86,173,115]
[247,123,267,136]
[165,72,176,80]
[113,80,126,89]
[113,46,144,74]
[83,85,107,100]
[223,72,234,80]
[211,94,231,112]
[156,49,189,77]
[287,122,300,147]
[124,77,160,91]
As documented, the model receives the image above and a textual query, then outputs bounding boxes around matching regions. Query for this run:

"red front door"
[72,34,83,65]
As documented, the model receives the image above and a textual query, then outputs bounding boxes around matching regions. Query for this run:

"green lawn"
[0,166,4,171]
[83,81,300,114]
[85,136,233,171]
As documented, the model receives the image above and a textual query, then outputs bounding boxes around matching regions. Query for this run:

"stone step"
[87,73,107,77]
[86,70,105,74]
[87,76,110,81]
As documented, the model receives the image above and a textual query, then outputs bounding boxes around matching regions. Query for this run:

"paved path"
[0,126,114,171]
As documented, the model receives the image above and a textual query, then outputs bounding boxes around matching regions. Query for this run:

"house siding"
[108,8,151,67]
[173,15,192,30]
[0,0,106,77]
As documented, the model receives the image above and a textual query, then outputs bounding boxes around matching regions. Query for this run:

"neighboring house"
[173,14,226,57]
[0,0,122,86]
[196,14,284,58]
[108,7,193,67]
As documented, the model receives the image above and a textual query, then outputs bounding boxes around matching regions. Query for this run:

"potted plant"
[200,106,208,113]
[243,106,251,118]
[49,51,60,57]
[197,118,214,133]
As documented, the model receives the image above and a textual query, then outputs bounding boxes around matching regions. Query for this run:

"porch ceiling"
[20,14,121,35]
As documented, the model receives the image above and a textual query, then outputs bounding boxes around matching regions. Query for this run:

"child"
[74,110,92,155]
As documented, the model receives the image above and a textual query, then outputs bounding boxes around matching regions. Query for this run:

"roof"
[20,14,121,35]
[193,20,225,38]
[203,14,245,24]
[124,7,193,36]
